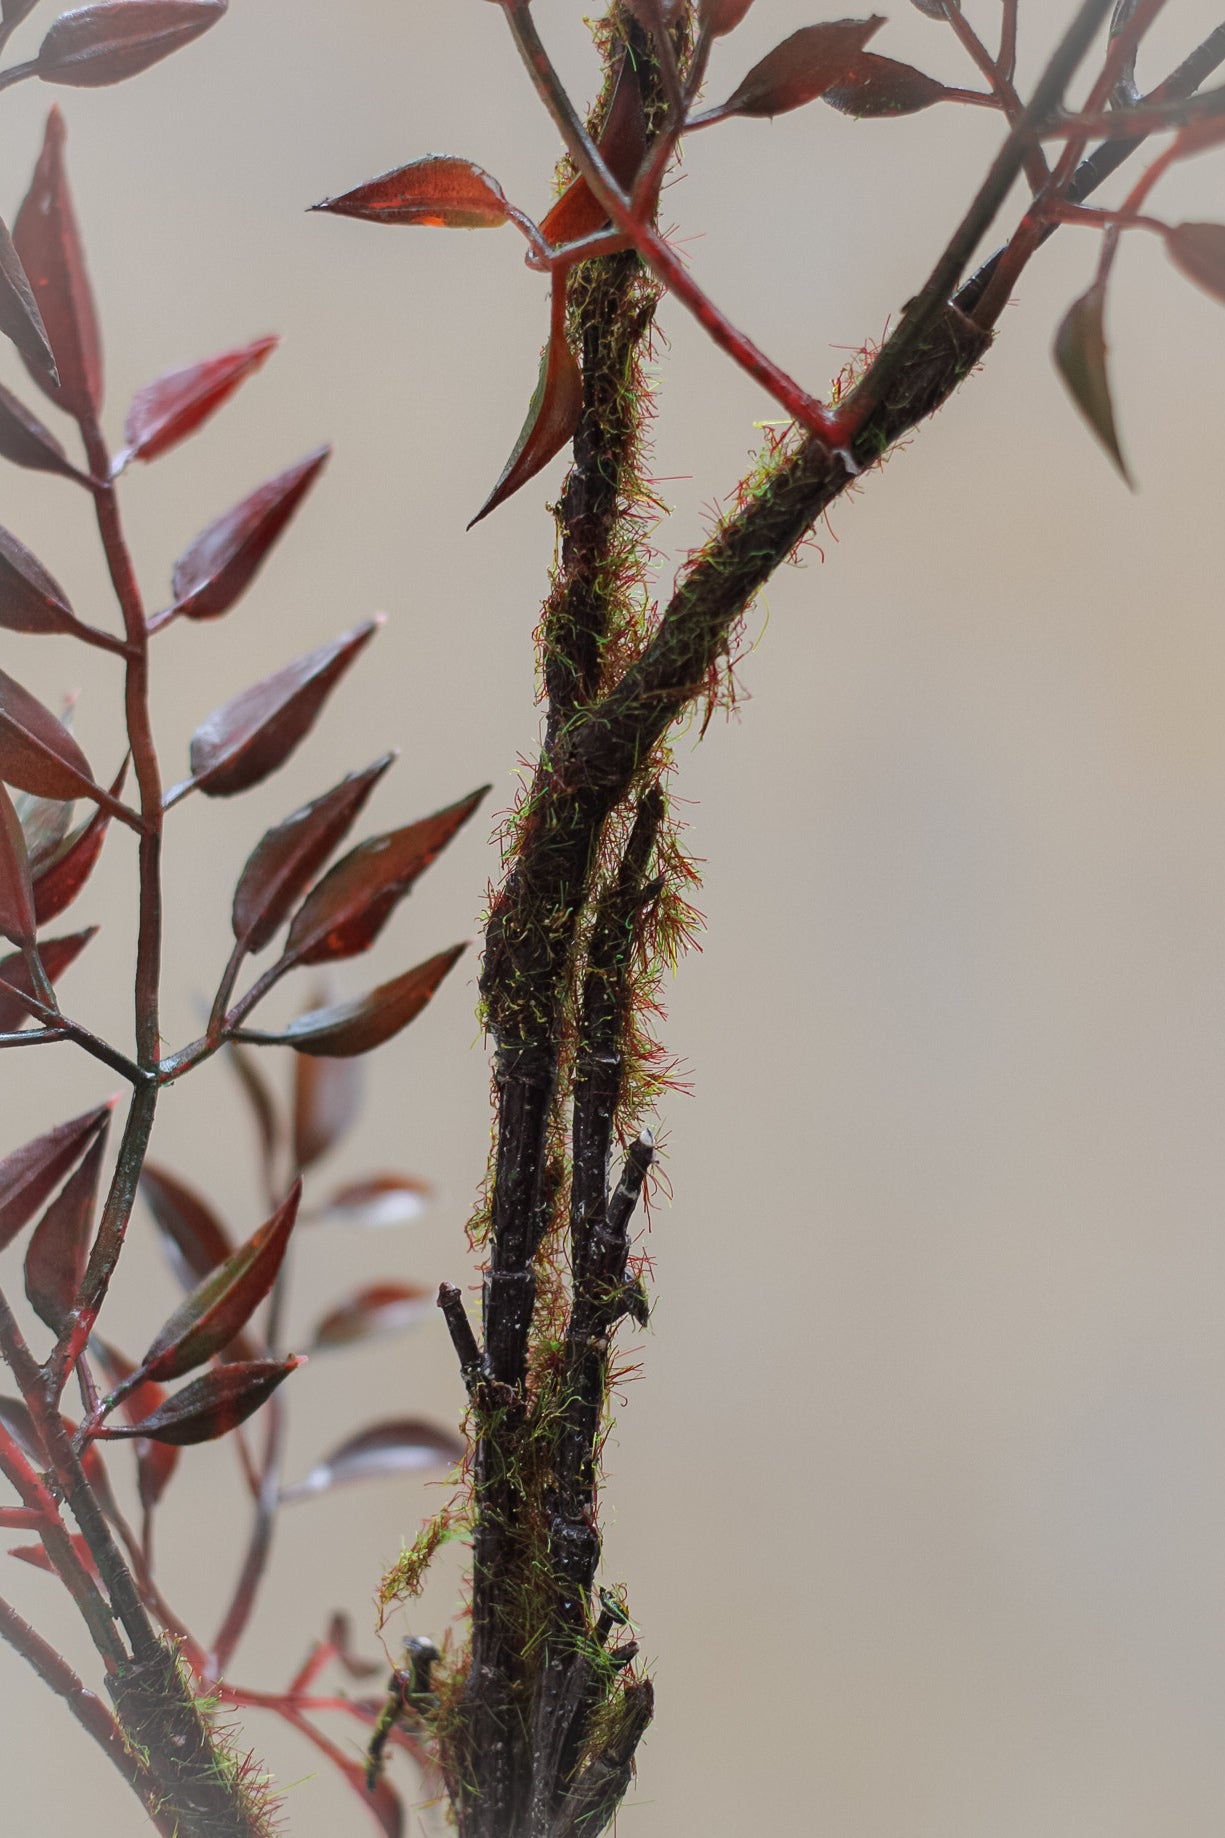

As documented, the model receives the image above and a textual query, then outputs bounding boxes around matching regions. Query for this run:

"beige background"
[3,1,1225,1833]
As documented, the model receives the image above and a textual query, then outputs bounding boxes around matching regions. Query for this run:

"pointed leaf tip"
[1053,283,1131,487]
[24,1121,109,1333]
[711,16,886,121]
[313,157,512,229]
[823,53,949,117]
[0,217,56,382]
[246,944,467,1058]
[1164,221,1225,309]
[0,1102,111,1253]
[469,275,580,526]
[96,1357,302,1446]
[35,2,228,89]
[168,444,330,623]
[120,334,278,468]
[0,928,98,1032]
[281,1417,464,1501]
[13,108,102,416]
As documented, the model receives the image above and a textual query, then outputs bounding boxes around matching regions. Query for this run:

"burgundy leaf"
[293,1049,362,1171]
[136,1182,301,1384]
[1053,282,1130,484]
[94,1357,302,1447]
[823,52,950,116]
[697,0,756,36]
[281,1417,464,1502]
[314,1173,430,1229]
[0,783,36,950]
[187,620,378,799]
[24,1121,108,1333]
[232,753,395,954]
[9,1532,98,1577]
[223,1041,281,1170]
[469,272,581,526]
[15,700,77,866]
[538,57,646,250]
[0,666,98,801]
[249,944,467,1059]
[1164,221,1225,308]
[31,759,125,924]
[140,1161,234,1286]
[711,16,886,120]
[312,157,512,229]
[35,1,227,88]
[285,784,487,965]
[12,108,102,416]
[310,1283,431,1351]
[118,333,278,468]
[3,0,43,28]
[0,215,56,380]
[0,1393,42,1459]
[0,524,76,635]
[0,381,85,480]
[165,445,330,623]
[0,928,97,1031]
[0,1101,111,1252]
[91,1340,179,1513]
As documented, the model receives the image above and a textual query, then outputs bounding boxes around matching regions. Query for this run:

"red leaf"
[0,783,36,950]
[0,1102,111,1252]
[24,1121,108,1333]
[823,52,950,116]
[0,523,76,635]
[186,620,378,799]
[136,1182,301,1384]
[249,944,467,1059]
[0,666,99,801]
[314,1173,430,1229]
[1053,282,1130,485]
[281,1417,464,1502]
[312,157,512,229]
[310,1283,431,1351]
[0,928,97,1031]
[0,215,56,380]
[91,1340,179,1513]
[697,0,755,37]
[3,1,43,29]
[293,1049,362,1171]
[232,754,395,954]
[31,760,125,924]
[35,1,227,88]
[95,1357,302,1447]
[0,381,85,480]
[12,109,102,418]
[469,272,581,526]
[1164,221,1225,308]
[285,784,488,965]
[708,16,886,121]
[164,445,330,624]
[140,1162,234,1285]
[539,57,646,250]
[9,1532,98,1577]
[118,333,278,469]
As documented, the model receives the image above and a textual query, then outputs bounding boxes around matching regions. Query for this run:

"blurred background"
[3,1,1225,1833]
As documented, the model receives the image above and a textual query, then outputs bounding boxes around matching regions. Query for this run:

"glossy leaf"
[0,928,97,1031]
[0,666,99,801]
[95,1357,302,1447]
[91,1340,179,1513]
[312,157,512,229]
[823,52,949,116]
[166,445,330,623]
[24,1121,108,1332]
[136,1182,301,1384]
[281,1417,464,1503]
[188,619,378,799]
[35,1,227,88]
[1053,282,1130,485]
[0,1101,111,1252]
[232,753,395,954]
[30,760,124,924]
[0,783,36,950]
[470,273,581,526]
[12,109,102,415]
[712,16,885,120]
[0,216,56,381]
[117,333,277,469]
[310,1283,431,1351]
[0,523,76,635]
[697,0,756,36]
[249,944,467,1058]
[285,784,487,966]
[140,1161,234,1286]
[314,1173,430,1229]
[1164,222,1225,308]
[0,381,84,480]
[539,58,646,250]
[293,1049,362,1171]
